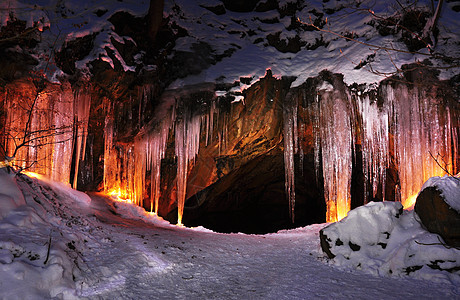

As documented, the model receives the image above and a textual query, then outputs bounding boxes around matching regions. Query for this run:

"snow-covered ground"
[1,168,459,299]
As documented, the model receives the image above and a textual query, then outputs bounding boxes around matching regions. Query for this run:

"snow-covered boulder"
[320,201,403,259]
[414,175,460,247]
[319,201,460,281]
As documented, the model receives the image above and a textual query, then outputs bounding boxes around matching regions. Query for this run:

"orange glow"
[336,202,348,222]
[402,193,418,210]
[23,171,47,180]
[106,187,133,203]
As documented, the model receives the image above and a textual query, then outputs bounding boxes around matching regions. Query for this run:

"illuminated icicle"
[146,112,173,214]
[50,91,75,184]
[357,94,389,203]
[72,87,91,189]
[283,93,297,223]
[2,85,74,184]
[313,82,354,222]
[205,101,216,146]
[103,102,117,195]
[385,84,456,208]
[175,110,201,225]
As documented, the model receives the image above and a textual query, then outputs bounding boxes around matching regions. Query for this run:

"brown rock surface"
[415,186,460,247]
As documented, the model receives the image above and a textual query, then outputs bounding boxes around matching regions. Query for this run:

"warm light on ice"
[23,171,47,180]
[107,188,133,203]
[402,194,418,210]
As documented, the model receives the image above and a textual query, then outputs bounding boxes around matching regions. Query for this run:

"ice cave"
[1,0,458,234]
[0,0,459,297]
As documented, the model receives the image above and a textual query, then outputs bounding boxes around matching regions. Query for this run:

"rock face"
[415,186,460,247]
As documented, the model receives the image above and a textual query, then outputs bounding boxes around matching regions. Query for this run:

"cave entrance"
[167,151,327,234]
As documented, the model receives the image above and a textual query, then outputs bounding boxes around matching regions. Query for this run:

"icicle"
[145,109,174,214]
[72,86,91,189]
[357,94,389,203]
[175,106,202,225]
[313,82,353,222]
[103,101,117,195]
[385,84,456,208]
[51,90,75,184]
[175,117,188,226]
[312,95,322,183]
[283,92,297,223]
[299,123,305,176]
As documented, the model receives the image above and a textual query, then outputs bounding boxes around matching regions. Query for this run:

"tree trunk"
[147,0,164,43]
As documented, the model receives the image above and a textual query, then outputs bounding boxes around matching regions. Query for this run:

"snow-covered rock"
[320,201,403,259]
[419,175,460,213]
[415,175,460,247]
[320,201,460,283]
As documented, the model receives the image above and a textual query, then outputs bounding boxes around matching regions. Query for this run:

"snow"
[3,0,459,87]
[163,0,460,88]
[420,175,460,213]
[1,169,459,298]
[1,0,150,81]
[321,201,460,285]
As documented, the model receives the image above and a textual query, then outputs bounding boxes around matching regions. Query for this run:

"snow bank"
[0,170,94,299]
[0,168,26,219]
[420,175,460,213]
[321,201,460,285]
[23,171,91,206]
[109,198,176,228]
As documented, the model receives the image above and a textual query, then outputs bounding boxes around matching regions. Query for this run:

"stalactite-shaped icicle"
[72,86,91,189]
[357,94,389,203]
[312,95,322,183]
[385,84,456,208]
[314,82,354,222]
[175,109,202,225]
[49,91,75,184]
[2,84,74,184]
[146,110,174,214]
[103,101,117,195]
[283,92,297,223]
[175,117,188,226]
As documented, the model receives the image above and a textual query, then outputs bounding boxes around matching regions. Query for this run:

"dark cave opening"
[166,151,327,234]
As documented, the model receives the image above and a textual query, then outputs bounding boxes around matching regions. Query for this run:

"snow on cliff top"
[1,0,459,86]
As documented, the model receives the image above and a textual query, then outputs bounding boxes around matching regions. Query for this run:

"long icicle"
[283,92,297,223]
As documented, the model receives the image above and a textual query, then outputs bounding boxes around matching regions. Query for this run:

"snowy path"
[1,173,458,299]
[74,194,458,299]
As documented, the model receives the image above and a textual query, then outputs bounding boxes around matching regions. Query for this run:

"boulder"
[319,201,403,259]
[414,186,460,248]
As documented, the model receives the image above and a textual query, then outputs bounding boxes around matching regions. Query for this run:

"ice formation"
[357,94,389,203]
[384,84,457,208]
[3,79,456,225]
[316,86,354,222]
[285,80,457,222]
[1,84,90,185]
[103,87,220,224]
[72,86,92,188]
[283,92,298,223]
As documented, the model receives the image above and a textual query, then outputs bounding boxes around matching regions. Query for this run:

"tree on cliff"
[0,9,73,173]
